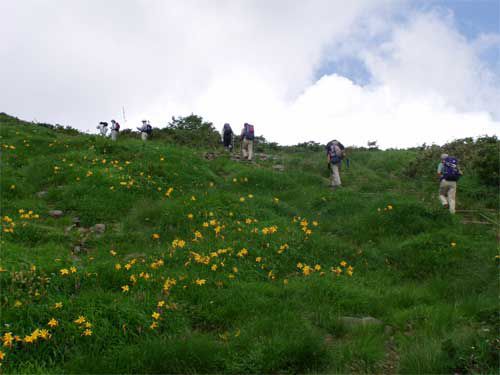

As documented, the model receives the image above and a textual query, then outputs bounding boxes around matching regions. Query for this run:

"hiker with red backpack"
[240,123,255,161]
[110,120,120,141]
[437,154,462,214]
[326,140,345,189]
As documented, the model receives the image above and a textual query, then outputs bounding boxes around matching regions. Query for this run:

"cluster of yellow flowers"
[18,209,40,220]
[2,216,15,233]
[59,267,77,276]
[74,316,92,336]
[2,144,16,150]
[378,204,394,212]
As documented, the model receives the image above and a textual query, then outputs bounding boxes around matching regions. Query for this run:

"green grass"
[0,114,498,374]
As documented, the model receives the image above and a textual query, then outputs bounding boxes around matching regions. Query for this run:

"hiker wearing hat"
[97,121,109,137]
[326,140,345,189]
[138,120,152,141]
[110,120,120,141]
[222,123,234,151]
[240,123,255,161]
[437,153,462,214]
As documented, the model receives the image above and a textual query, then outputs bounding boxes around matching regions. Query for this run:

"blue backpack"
[328,143,342,165]
[443,157,461,181]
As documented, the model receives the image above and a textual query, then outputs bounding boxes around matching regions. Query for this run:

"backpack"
[145,124,152,135]
[112,122,120,131]
[328,143,343,164]
[244,124,255,140]
[223,124,232,135]
[442,157,461,181]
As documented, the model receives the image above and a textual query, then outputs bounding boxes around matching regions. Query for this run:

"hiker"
[97,121,109,137]
[138,120,152,141]
[240,123,255,161]
[326,140,344,188]
[110,120,120,141]
[222,123,234,151]
[437,153,462,214]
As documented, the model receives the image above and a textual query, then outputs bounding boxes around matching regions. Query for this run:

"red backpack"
[244,123,255,140]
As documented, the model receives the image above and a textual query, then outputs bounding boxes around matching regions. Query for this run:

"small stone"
[384,325,394,335]
[339,316,383,328]
[36,191,48,198]
[93,224,106,233]
[49,210,64,218]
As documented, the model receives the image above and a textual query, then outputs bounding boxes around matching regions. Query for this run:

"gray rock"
[273,164,285,172]
[92,224,106,233]
[36,191,48,198]
[49,210,64,218]
[339,316,383,328]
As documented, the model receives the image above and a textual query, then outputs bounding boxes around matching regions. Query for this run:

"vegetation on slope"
[0,113,498,374]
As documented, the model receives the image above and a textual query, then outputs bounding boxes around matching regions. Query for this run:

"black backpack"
[145,124,152,135]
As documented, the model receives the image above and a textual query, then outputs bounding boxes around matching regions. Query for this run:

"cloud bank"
[1,1,498,147]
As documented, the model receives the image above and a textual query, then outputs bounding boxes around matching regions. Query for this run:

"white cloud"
[0,1,498,147]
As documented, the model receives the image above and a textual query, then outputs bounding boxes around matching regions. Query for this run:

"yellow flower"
[187,213,194,219]
[450,242,457,247]
[150,321,158,329]
[302,265,313,276]
[296,262,304,269]
[195,279,206,286]
[283,279,289,285]
[340,261,347,267]
[54,302,63,309]
[0,350,5,360]
[239,197,245,202]
[14,300,22,308]
[248,194,254,198]
[232,267,238,273]
[314,264,321,271]
[74,316,86,324]
[211,264,218,271]
[39,329,51,340]
[115,263,122,270]
[152,233,160,240]
[82,329,92,336]
[191,196,196,201]
[255,257,262,263]
[85,322,92,328]
[387,205,393,210]
[10,185,15,190]
[70,266,77,273]
[157,301,165,307]
[60,268,69,276]
[110,250,117,256]
[2,332,13,348]
[152,312,160,320]
[121,285,130,292]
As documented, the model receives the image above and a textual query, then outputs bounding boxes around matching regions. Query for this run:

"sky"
[1,0,499,148]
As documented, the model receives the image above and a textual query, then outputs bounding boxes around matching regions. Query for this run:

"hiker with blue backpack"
[240,123,255,161]
[437,153,462,214]
[222,123,234,151]
[326,140,345,189]
[138,120,152,141]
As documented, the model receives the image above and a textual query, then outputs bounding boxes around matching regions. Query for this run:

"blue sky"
[318,0,499,86]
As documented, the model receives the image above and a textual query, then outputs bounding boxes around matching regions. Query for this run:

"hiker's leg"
[242,139,248,158]
[448,182,457,214]
[331,164,341,186]
[248,141,253,160]
[439,181,449,206]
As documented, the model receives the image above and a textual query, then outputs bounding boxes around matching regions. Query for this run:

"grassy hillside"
[0,114,498,374]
